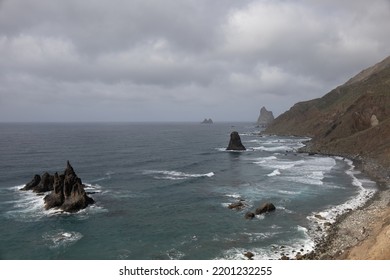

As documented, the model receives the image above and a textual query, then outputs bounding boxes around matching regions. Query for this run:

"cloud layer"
[1,0,389,121]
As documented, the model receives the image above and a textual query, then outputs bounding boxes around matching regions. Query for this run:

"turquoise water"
[0,123,377,259]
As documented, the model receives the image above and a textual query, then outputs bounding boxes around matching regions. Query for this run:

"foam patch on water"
[217,226,314,260]
[308,159,377,239]
[42,229,83,249]
[165,248,185,260]
[257,156,336,186]
[267,169,280,177]
[143,170,215,180]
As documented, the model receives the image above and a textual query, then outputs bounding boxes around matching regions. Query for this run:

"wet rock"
[244,252,254,260]
[228,201,245,210]
[22,161,94,213]
[255,202,276,215]
[21,174,41,191]
[244,212,255,220]
[226,131,246,151]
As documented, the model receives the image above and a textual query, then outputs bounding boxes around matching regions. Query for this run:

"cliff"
[265,56,390,181]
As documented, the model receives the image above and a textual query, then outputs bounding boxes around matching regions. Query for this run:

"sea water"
[0,123,377,259]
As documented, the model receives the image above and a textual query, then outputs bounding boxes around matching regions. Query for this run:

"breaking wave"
[143,170,215,180]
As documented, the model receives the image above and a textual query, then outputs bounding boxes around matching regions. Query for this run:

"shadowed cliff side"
[265,56,390,182]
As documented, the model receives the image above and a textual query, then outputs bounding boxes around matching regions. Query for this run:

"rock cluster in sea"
[21,161,94,212]
[227,199,276,220]
[226,131,246,151]
[201,118,213,124]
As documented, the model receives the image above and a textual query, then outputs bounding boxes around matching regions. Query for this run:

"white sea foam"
[267,169,281,177]
[166,248,185,260]
[254,152,337,187]
[4,186,48,222]
[308,159,377,238]
[143,170,215,180]
[278,190,301,195]
[42,229,83,249]
[225,193,242,199]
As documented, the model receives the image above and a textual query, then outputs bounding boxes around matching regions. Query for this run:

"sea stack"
[22,161,95,213]
[226,131,246,151]
[257,106,274,127]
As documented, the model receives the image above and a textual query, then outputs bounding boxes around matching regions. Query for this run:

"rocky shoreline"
[300,151,390,260]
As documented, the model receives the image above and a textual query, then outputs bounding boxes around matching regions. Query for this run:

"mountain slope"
[265,56,390,180]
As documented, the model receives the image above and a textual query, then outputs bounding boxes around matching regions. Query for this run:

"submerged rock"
[226,131,246,151]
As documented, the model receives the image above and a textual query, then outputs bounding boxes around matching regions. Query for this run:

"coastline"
[300,149,390,260]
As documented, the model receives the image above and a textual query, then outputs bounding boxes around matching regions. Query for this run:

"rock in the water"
[201,118,213,124]
[228,201,245,210]
[257,106,274,127]
[255,202,276,215]
[44,172,65,209]
[244,212,255,220]
[244,252,254,260]
[22,161,94,213]
[226,131,246,151]
[22,172,54,193]
[21,174,41,191]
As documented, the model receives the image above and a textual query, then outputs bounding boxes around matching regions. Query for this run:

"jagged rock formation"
[265,56,390,179]
[201,118,213,124]
[22,161,94,213]
[226,131,246,151]
[257,107,274,127]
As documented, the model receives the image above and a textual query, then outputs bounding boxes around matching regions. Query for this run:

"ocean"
[0,122,377,260]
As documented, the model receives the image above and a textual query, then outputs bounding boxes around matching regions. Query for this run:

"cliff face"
[265,56,390,178]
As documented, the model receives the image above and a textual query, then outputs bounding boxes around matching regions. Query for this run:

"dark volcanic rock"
[44,161,94,212]
[226,131,246,151]
[245,212,255,220]
[34,172,54,193]
[244,252,254,260]
[228,201,245,210]
[21,174,41,191]
[22,172,54,193]
[255,202,276,215]
[22,161,94,213]
[44,172,65,209]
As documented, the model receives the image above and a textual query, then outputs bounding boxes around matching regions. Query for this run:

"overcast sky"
[1,0,389,122]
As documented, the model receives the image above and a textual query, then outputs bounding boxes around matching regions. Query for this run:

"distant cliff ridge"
[265,56,390,180]
[257,107,274,127]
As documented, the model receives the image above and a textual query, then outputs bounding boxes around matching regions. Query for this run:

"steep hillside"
[265,56,390,180]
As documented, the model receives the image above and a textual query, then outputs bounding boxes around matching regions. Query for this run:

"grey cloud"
[1,0,390,122]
